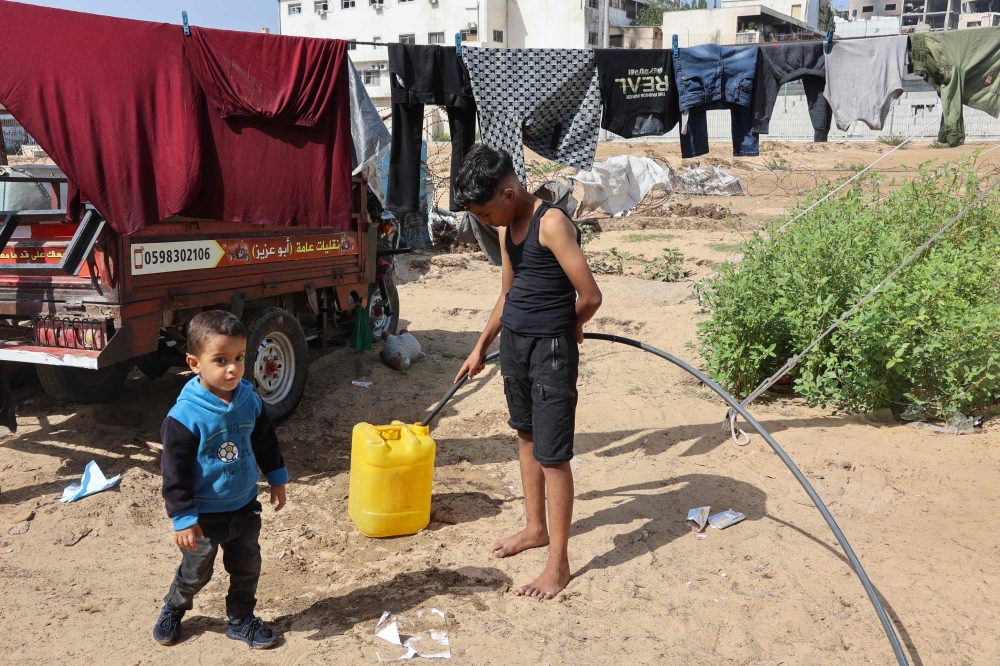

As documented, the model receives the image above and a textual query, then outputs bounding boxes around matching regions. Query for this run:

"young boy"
[453,144,602,600]
[153,310,288,648]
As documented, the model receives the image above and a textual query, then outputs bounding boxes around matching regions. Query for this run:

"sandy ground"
[3,141,1000,665]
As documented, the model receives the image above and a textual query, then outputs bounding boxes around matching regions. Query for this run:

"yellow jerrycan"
[348,421,436,537]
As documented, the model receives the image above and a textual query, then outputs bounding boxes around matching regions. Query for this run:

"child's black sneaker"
[152,604,185,645]
[226,615,280,649]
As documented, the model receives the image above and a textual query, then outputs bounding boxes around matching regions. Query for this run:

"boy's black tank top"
[501,201,581,337]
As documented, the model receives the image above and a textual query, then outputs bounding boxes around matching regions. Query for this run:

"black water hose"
[420,332,909,666]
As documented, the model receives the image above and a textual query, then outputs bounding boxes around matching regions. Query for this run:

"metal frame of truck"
[0,173,399,424]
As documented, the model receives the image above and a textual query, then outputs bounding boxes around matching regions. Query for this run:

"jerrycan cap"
[410,423,430,436]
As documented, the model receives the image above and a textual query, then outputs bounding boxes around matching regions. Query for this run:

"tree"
[818,0,836,30]
[634,0,689,26]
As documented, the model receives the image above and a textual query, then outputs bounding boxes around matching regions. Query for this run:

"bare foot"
[492,527,548,558]
[518,560,571,600]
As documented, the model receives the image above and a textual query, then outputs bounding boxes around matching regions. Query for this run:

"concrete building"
[278,0,648,103]
[610,25,663,48]
[661,4,820,46]
[901,0,960,30]
[959,0,1000,26]
[847,0,903,20]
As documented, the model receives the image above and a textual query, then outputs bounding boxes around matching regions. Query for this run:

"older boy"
[153,310,288,648]
[453,144,602,599]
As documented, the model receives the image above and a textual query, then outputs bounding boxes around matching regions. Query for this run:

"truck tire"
[37,362,132,404]
[369,273,400,338]
[243,307,308,423]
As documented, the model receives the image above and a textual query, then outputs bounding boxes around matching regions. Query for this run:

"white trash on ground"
[374,609,451,661]
[60,460,120,503]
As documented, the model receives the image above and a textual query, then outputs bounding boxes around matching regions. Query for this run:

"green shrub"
[696,162,1000,417]
[645,248,687,282]
[878,135,907,148]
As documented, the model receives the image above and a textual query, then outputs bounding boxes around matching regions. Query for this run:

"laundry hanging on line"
[387,43,477,216]
[752,41,832,142]
[910,29,1000,148]
[822,35,908,133]
[462,47,603,184]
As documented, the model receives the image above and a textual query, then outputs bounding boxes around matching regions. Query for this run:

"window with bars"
[314,1,328,11]
[288,3,302,15]
[342,0,355,7]
[347,40,357,50]
[460,28,477,41]
[400,34,416,44]
[363,70,381,86]
[588,0,599,7]
[493,29,504,42]
[428,31,445,44]
[588,31,598,45]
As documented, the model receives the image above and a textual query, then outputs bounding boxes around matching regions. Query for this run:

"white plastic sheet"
[573,156,745,216]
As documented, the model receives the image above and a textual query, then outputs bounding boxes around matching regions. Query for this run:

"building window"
[588,0,599,7]
[314,1,328,11]
[342,0,355,7]
[609,34,624,47]
[363,70,381,86]
[791,3,802,17]
[428,31,445,44]
[884,2,896,8]
[862,4,873,10]
[373,36,381,48]
[493,29,504,42]
[400,34,416,44]
[588,31,599,45]
[967,19,982,25]
[399,0,413,2]
[288,3,302,15]
[460,28,477,41]
[347,40,357,50]
[852,8,857,15]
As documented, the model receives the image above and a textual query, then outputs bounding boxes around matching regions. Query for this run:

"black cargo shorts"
[499,327,579,465]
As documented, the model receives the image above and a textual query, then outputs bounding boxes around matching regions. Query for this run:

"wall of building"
[833,14,901,34]
[722,0,818,27]
[847,0,903,19]
[662,7,739,44]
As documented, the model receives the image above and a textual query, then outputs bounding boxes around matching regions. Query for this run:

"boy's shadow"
[571,474,768,577]
[173,566,510,644]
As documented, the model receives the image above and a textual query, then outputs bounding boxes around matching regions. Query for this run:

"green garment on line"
[910,29,1000,148]
[351,304,374,351]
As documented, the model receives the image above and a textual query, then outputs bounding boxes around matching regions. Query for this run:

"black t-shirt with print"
[595,49,680,139]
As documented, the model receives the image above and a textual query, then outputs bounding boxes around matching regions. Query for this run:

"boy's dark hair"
[186,310,247,356]
[453,143,516,210]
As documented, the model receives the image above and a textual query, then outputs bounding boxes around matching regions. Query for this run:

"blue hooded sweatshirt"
[160,377,288,531]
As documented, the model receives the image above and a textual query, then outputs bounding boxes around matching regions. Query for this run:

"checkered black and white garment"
[462,47,602,183]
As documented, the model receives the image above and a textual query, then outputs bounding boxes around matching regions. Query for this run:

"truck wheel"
[243,307,308,423]
[37,362,132,404]
[369,273,400,338]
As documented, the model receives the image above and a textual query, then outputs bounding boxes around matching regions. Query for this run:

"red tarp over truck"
[0,2,353,235]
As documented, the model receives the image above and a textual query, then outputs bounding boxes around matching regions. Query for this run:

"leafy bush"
[762,155,791,171]
[696,162,1000,417]
[645,248,687,282]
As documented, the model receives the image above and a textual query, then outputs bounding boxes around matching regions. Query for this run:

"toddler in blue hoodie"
[153,310,288,649]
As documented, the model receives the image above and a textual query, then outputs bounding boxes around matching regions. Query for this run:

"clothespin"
[672,34,679,59]
[824,28,833,54]
[182,10,190,37]
[455,32,462,56]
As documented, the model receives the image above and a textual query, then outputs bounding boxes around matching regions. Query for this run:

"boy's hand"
[270,484,286,512]
[456,348,486,383]
[175,524,204,551]
[576,322,585,345]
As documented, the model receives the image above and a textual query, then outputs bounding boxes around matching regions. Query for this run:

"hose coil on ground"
[422,333,910,666]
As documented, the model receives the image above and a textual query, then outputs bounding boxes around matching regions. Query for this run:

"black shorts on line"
[499,327,579,465]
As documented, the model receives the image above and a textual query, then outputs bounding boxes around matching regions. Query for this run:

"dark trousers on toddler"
[163,499,262,624]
